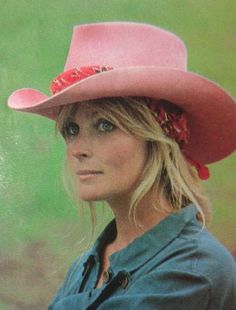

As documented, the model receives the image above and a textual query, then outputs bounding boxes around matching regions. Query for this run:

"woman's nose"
[71,136,92,159]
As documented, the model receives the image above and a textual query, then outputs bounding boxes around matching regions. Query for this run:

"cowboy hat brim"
[8,66,236,165]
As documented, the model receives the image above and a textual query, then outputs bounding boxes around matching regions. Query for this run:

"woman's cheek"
[66,146,76,170]
[100,137,143,171]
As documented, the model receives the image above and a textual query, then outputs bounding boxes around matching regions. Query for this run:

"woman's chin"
[81,197,101,202]
[78,191,105,202]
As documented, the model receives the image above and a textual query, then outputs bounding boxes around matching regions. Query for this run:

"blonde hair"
[55,97,211,236]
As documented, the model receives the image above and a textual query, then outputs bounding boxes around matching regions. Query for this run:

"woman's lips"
[76,170,103,180]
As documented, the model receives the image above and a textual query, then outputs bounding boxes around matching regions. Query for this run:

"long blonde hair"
[55,96,211,236]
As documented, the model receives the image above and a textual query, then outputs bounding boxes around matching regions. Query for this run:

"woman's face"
[63,103,147,204]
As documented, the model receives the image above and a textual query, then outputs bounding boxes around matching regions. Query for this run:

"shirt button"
[120,275,129,288]
[102,270,111,283]
[196,211,203,222]
[117,271,130,289]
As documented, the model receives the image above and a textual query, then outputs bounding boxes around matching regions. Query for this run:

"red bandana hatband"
[149,100,189,149]
[148,100,209,180]
[50,66,113,94]
[50,65,209,180]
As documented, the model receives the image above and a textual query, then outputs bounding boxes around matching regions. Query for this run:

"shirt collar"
[88,204,199,273]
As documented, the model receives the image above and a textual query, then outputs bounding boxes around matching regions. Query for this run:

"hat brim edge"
[7,66,236,164]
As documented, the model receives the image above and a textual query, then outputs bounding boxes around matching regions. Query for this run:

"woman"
[8,22,236,309]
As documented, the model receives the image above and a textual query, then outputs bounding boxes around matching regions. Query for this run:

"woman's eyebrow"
[91,111,99,118]
[68,110,100,124]
[65,116,76,123]
[87,111,103,121]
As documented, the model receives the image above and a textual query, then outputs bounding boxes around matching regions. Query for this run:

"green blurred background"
[0,0,235,309]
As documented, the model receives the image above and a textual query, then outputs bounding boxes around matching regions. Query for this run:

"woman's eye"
[62,122,79,138]
[96,119,115,132]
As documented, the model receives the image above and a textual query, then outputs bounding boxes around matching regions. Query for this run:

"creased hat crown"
[65,22,187,71]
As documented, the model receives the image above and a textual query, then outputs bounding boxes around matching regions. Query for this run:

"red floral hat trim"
[149,100,189,149]
[185,155,210,180]
[50,66,209,180]
[50,65,113,94]
[149,100,209,180]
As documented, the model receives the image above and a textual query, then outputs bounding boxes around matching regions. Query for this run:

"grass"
[0,0,236,308]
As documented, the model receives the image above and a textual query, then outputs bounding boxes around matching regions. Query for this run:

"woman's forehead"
[73,102,100,120]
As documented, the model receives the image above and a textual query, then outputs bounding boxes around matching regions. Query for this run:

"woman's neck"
[106,194,173,253]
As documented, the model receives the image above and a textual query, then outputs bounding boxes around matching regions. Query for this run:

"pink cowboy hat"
[8,22,236,165]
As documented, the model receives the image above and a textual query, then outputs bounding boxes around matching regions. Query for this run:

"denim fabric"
[48,205,236,309]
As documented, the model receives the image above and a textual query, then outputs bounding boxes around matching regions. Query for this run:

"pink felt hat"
[8,22,236,165]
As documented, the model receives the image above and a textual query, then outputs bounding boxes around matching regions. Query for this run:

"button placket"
[78,255,96,293]
[87,270,131,310]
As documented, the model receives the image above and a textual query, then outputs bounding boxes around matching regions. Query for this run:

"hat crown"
[65,22,187,71]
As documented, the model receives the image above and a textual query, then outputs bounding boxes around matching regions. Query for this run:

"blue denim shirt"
[48,205,236,309]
